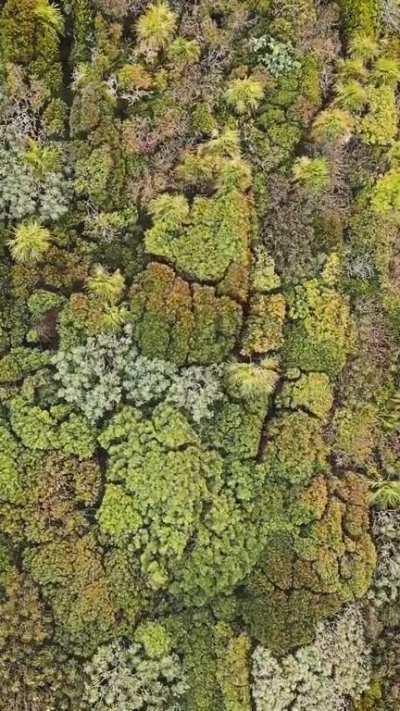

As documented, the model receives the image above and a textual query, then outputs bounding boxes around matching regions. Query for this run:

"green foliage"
[0,0,396,704]
[0,346,51,383]
[8,395,96,458]
[370,481,400,509]
[283,273,353,377]
[97,405,212,589]
[278,372,333,419]
[250,37,301,77]
[263,411,328,484]
[311,108,353,145]
[292,156,330,194]
[225,78,265,115]
[136,1,177,55]
[9,221,52,263]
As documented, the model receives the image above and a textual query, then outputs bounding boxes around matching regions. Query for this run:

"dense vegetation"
[0,0,400,708]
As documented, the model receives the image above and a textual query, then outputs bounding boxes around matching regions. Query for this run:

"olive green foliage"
[130,263,242,365]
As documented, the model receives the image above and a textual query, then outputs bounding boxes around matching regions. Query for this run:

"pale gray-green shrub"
[252,606,371,710]
[53,329,224,424]
[83,638,187,710]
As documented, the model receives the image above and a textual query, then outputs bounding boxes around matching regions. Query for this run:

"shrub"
[241,294,286,356]
[283,275,354,377]
[130,264,242,365]
[225,78,264,115]
[250,37,300,77]
[0,146,71,223]
[263,411,328,485]
[84,636,187,710]
[53,329,225,424]
[9,221,52,263]
[292,156,330,194]
[359,85,397,146]
[371,169,400,218]
[87,266,125,305]
[278,372,333,419]
[136,1,177,55]
[311,108,353,145]
[252,605,371,710]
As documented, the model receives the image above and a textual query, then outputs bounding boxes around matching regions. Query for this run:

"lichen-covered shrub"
[252,605,371,710]
[83,631,187,710]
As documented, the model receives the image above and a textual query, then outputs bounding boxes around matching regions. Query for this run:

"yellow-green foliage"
[263,411,329,485]
[214,624,252,711]
[225,78,265,115]
[283,272,354,377]
[136,1,177,55]
[312,108,353,145]
[371,169,400,218]
[0,0,63,89]
[292,156,330,194]
[145,133,253,287]
[339,0,378,38]
[9,221,52,263]
[279,372,333,419]
[333,403,378,467]
[241,294,286,356]
[359,85,398,146]
[97,404,285,605]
